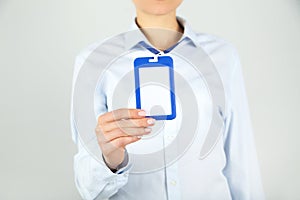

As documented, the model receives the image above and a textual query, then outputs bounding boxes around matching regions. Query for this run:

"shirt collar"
[124,16,200,51]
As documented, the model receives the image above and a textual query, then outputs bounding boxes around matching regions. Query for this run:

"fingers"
[110,136,141,148]
[121,127,152,136]
[102,118,156,132]
[101,136,141,156]
[98,127,151,143]
[98,109,147,124]
[95,109,155,155]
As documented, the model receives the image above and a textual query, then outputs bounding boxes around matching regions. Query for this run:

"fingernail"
[147,119,156,125]
[138,110,146,116]
[136,136,142,139]
[145,128,152,133]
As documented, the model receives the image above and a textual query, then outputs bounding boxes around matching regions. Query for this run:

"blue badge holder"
[134,56,176,120]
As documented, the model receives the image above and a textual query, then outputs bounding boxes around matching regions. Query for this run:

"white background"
[0,0,299,199]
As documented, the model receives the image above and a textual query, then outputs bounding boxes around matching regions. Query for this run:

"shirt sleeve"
[222,51,265,200]
[70,50,131,200]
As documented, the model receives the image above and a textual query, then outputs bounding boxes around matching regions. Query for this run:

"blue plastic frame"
[134,56,176,120]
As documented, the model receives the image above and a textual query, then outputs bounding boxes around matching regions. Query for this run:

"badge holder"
[134,55,176,120]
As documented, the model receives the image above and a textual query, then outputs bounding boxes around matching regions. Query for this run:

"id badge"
[134,56,176,120]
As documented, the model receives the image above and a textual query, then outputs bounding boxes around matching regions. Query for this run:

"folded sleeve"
[70,48,131,200]
[72,132,131,200]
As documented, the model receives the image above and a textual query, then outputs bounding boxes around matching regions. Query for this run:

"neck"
[135,10,184,51]
[136,10,181,31]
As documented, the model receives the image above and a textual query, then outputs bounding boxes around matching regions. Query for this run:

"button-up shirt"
[70,17,265,200]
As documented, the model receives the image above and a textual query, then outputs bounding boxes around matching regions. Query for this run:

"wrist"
[102,150,129,173]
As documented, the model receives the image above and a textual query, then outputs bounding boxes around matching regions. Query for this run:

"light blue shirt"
[70,17,265,200]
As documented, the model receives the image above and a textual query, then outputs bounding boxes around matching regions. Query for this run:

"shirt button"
[166,135,175,141]
[170,180,177,186]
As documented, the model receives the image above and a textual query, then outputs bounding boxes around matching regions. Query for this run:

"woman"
[71,0,264,199]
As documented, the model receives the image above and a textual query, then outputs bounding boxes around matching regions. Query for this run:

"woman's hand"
[95,108,155,170]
